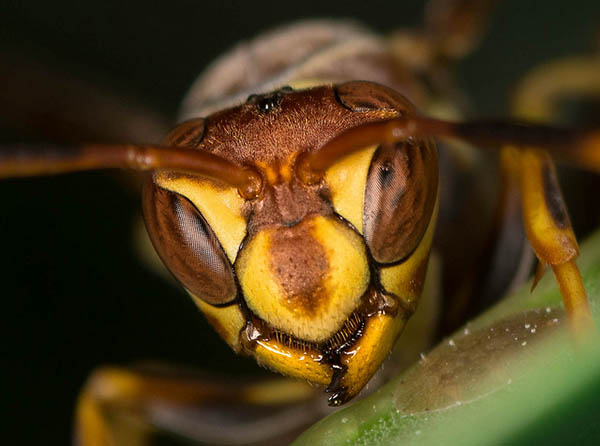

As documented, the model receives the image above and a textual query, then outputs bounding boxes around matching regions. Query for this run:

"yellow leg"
[74,365,319,446]
[76,390,115,446]
[509,54,600,342]
[553,261,594,340]
[75,367,156,446]
[510,56,600,173]
[516,148,595,342]
[512,57,600,122]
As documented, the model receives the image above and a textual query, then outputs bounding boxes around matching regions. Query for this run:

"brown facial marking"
[142,180,237,306]
[364,140,438,264]
[165,118,206,148]
[541,159,570,229]
[247,177,332,235]
[269,221,329,317]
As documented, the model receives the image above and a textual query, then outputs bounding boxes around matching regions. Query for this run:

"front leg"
[75,365,322,445]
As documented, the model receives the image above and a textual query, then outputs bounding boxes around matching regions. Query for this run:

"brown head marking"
[269,220,329,317]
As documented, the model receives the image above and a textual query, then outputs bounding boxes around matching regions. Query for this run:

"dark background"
[0,1,599,444]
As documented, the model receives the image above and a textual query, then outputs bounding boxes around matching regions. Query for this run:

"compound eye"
[335,81,415,114]
[142,181,237,306]
[364,140,438,264]
[334,81,438,263]
[164,118,207,147]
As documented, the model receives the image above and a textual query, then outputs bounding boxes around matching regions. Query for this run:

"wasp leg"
[389,0,497,103]
[390,0,497,66]
[423,0,497,61]
[508,55,600,342]
[512,57,600,123]
[510,55,600,173]
[75,365,322,446]
[513,147,594,341]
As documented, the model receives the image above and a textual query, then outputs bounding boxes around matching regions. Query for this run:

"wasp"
[1,1,599,444]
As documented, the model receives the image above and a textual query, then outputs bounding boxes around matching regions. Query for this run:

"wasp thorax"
[236,215,369,342]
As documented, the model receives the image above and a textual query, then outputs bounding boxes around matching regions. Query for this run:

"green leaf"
[294,230,600,446]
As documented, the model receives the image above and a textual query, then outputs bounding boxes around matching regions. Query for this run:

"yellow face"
[143,83,439,405]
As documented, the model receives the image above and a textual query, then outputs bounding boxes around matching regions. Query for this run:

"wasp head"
[143,82,438,405]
